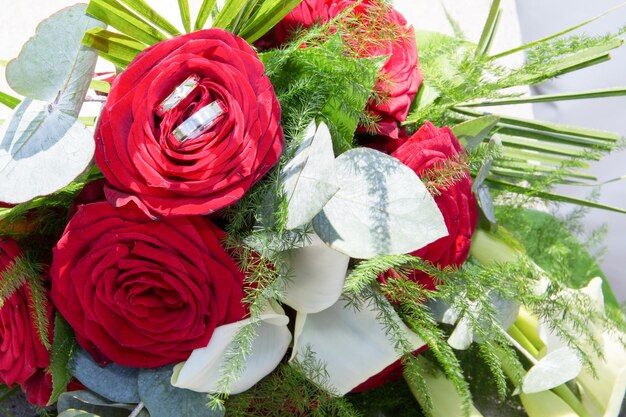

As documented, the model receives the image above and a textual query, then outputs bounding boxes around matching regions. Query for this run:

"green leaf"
[280,121,339,230]
[0,5,99,204]
[476,0,501,56]
[312,148,447,259]
[117,0,181,36]
[178,0,191,32]
[70,349,140,403]
[451,115,500,151]
[485,178,626,214]
[138,366,224,417]
[491,2,626,59]
[194,0,217,31]
[82,27,146,67]
[86,0,166,46]
[6,5,104,102]
[49,314,77,405]
[0,91,20,109]
[238,0,304,43]
[460,87,626,107]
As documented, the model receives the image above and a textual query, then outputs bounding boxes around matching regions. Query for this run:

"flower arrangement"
[0,1,625,416]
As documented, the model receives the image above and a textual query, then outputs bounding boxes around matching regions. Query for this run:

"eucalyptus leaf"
[0,4,100,203]
[6,5,104,103]
[522,347,582,393]
[281,121,338,230]
[57,410,98,417]
[57,391,147,417]
[0,100,95,203]
[70,349,140,403]
[138,366,224,417]
[312,148,447,259]
[451,115,500,151]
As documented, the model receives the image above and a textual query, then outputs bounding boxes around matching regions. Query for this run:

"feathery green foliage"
[226,350,361,417]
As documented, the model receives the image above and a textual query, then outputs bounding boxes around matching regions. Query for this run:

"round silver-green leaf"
[313,148,447,259]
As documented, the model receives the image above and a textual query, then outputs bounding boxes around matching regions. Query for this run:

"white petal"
[448,316,474,350]
[522,347,582,393]
[290,297,425,395]
[282,234,350,313]
[171,303,291,394]
[578,330,626,417]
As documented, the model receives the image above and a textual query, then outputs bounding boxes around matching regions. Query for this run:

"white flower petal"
[522,347,583,394]
[171,303,291,394]
[290,297,425,395]
[282,234,350,314]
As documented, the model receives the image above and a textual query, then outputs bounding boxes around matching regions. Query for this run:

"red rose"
[50,202,247,368]
[260,0,421,138]
[392,121,479,287]
[0,238,53,406]
[95,29,283,218]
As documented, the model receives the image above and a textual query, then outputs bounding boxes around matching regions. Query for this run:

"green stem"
[552,385,593,417]
[508,324,540,358]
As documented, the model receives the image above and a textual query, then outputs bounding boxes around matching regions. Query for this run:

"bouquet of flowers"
[0,0,625,416]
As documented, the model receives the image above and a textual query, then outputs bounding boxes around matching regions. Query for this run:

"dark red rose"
[392,121,479,286]
[50,202,247,368]
[0,238,53,406]
[95,29,283,218]
[259,0,421,138]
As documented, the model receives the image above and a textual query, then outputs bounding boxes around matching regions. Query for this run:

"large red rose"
[50,202,247,368]
[259,0,421,138]
[392,121,479,287]
[0,238,53,406]
[95,29,283,218]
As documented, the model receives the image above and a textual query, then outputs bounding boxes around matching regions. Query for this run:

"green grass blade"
[86,0,166,45]
[213,0,247,30]
[485,178,626,213]
[117,0,181,35]
[194,0,218,30]
[460,87,626,107]
[451,115,500,150]
[498,135,601,159]
[82,27,146,65]
[476,0,501,56]
[239,0,304,42]
[178,0,191,32]
[454,108,620,142]
[492,160,596,180]
[498,126,615,148]
[89,79,111,94]
[491,1,626,59]
[502,148,588,167]
[0,91,20,109]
